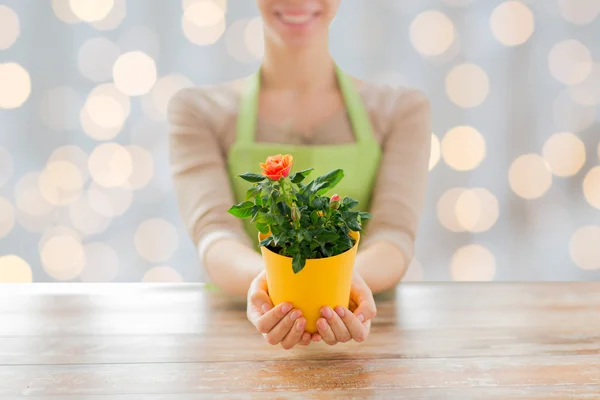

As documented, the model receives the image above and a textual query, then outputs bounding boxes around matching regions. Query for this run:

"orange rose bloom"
[260,154,293,181]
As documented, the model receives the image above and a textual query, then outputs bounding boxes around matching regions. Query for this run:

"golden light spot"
[112,51,157,96]
[490,1,534,46]
[182,1,226,46]
[38,161,83,206]
[542,132,586,177]
[583,166,600,210]
[548,40,593,85]
[150,75,194,119]
[125,145,155,190]
[84,95,126,129]
[441,126,486,171]
[39,226,81,252]
[40,87,81,131]
[41,235,85,280]
[134,219,179,263]
[15,209,56,233]
[409,10,455,56]
[68,193,111,236]
[509,154,553,199]
[429,133,441,171]
[90,0,126,30]
[553,90,596,133]
[88,182,132,217]
[81,84,130,141]
[568,63,600,106]
[143,266,183,283]
[14,172,54,217]
[0,147,14,189]
[451,245,496,281]
[0,62,31,109]
[48,146,90,184]
[445,63,490,108]
[244,18,265,59]
[0,5,20,50]
[52,0,80,23]
[558,0,600,26]
[80,243,119,282]
[182,0,227,11]
[569,226,600,270]
[437,187,467,233]
[456,188,499,233]
[0,196,15,239]
[88,143,133,188]
[68,0,114,22]
[78,37,120,82]
[0,255,32,283]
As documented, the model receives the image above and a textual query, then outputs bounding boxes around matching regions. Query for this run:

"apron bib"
[227,66,382,248]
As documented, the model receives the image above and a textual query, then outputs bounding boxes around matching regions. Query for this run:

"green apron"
[227,65,382,249]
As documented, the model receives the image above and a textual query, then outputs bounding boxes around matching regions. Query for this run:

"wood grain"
[1,283,599,398]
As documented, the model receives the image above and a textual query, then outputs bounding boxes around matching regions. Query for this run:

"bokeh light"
[84,95,126,129]
[15,172,54,217]
[451,245,496,281]
[0,5,20,50]
[0,255,32,283]
[52,0,80,23]
[80,243,119,282]
[68,193,112,236]
[38,161,84,206]
[429,133,441,171]
[125,145,155,190]
[542,132,586,177]
[78,37,120,82]
[0,196,15,239]
[553,89,596,133]
[118,25,160,61]
[548,40,593,85]
[227,19,263,63]
[40,87,81,131]
[68,0,114,22]
[39,226,81,252]
[113,51,157,96]
[509,154,553,199]
[0,147,14,189]
[0,62,31,109]
[148,74,194,120]
[569,226,600,270]
[437,187,467,232]
[90,0,126,30]
[48,146,90,184]
[445,63,490,108]
[88,182,132,218]
[134,219,179,263]
[88,143,133,188]
[245,18,265,59]
[81,84,131,140]
[143,266,183,282]
[558,0,600,26]
[568,63,600,106]
[409,10,455,57]
[182,0,227,12]
[455,188,500,233]
[441,126,486,171]
[182,0,226,46]
[40,234,85,280]
[490,1,534,46]
[583,166,600,210]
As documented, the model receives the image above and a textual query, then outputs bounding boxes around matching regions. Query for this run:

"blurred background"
[0,0,599,283]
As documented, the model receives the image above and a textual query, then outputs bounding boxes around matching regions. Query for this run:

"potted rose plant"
[228,154,371,332]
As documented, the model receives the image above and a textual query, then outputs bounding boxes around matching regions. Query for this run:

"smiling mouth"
[275,11,321,26]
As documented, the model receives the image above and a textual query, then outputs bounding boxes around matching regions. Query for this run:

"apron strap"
[235,65,375,145]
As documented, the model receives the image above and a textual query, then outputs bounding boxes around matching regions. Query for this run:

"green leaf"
[239,172,267,183]
[253,212,273,225]
[245,186,261,200]
[310,196,327,209]
[256,223,270,234]
[316,230,340,245]
[259,236,274,247]
[341,197,359,210]
[359,211,373,220]
[290,168,314,184]
[313,169,344,195]
[346,218,362,232]
[310,210,319,225]
[227,201,254,219]
[292,254,306,274]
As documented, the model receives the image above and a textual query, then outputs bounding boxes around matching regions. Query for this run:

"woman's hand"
[312,272,376,345]
[247,270,312,349]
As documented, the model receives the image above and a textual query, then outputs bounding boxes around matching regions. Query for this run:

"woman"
[168,0,431,349]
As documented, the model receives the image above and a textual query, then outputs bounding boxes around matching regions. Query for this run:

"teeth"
[280,14,312,24]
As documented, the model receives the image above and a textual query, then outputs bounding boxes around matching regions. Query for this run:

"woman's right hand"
[247,270,312,349]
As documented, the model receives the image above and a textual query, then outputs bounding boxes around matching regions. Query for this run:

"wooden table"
[1,283,599,399]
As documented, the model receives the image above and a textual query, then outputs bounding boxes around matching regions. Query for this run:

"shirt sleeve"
[167,88,252,268]
[360,88,432,264]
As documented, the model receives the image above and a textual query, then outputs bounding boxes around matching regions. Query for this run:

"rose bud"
[329,194,341,210]
[291,204,301,221]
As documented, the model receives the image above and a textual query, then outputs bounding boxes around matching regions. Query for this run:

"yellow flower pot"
[258,231,359,333]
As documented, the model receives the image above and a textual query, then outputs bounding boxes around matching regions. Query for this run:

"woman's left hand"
[312,272,376,345]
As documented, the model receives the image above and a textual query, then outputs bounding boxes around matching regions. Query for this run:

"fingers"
[321,306,351,343]
[316,317,337,345]
[334,306,368,342]
[280,317,306,350]
[350,276,377,323]
[299,332,312,346]
[256,302,293,334]
[264,308,303,346]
